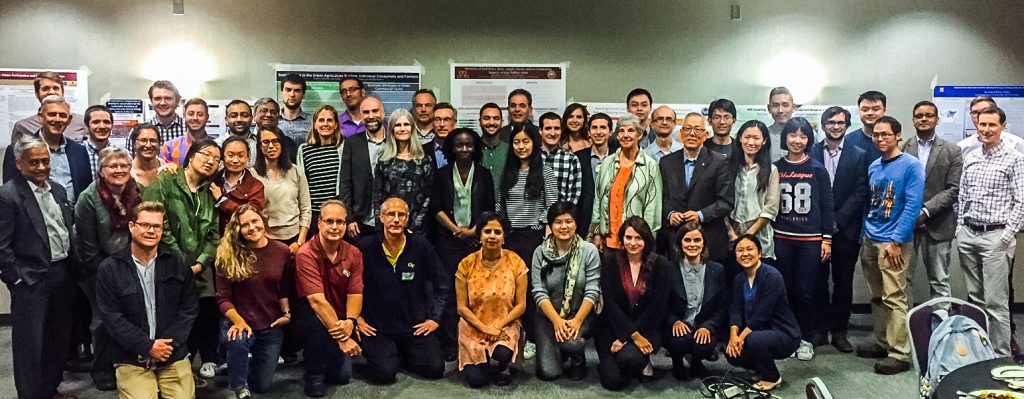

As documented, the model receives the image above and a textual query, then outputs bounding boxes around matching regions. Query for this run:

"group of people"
[1,71,1022,399]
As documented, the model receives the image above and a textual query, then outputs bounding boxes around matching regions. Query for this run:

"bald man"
[644,106,683,162]
[339,97,388,241]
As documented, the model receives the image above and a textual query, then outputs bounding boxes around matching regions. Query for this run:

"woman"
[215,205,293,398]
[254,127,311,253]
[431,127,495,360]
[664,222,729,380]
[773,117,835,361]
[129,123,168,188]
[726,120,780,260]
[591,114,662,252]
[595,216,671,391]
[297,105,345,236]
[726,234,800,391]
[142,139,223,382]
[530,202,600,381]
[213,135,265,232]
[561,103,590,152]
[373,108,433,233]
[455,212,528,388]
[75,146,141,388]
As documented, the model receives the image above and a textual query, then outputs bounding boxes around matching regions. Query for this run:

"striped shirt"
[298,143,343,212]
[498,166,557,229]
[959,142,1024,244]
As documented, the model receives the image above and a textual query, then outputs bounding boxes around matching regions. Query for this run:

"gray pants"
[533,311,592,380]
[907,234,953,306]
[958,227,1015,357]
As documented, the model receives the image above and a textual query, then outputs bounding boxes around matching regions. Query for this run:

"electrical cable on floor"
[697,366,783,399]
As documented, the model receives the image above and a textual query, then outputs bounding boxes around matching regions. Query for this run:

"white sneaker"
[523,341,536,360]
[796,340,814,361]
[642,361,654,377]
[199,362,217,379]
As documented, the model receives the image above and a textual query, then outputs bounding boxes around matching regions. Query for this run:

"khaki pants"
[958,227,1015,357]
[115,358,195,399]
[860,237,912,361]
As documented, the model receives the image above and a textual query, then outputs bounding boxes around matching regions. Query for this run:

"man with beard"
[412,89,437,144]
[479,102,508,193]
[339,77,367,138]
[341,97,388,241]
[4,96,92,202]
[11,71,88,143]
[538,112,582,203]
[767,87,797,161]
[83,105,117,176]
[705,99,737,157]
[644,105,682,162]
[498,89,535,142]
[279,73,313,143]
[216,100,257,166]
[424,103,457,170]
[160,98,210,166]
[844,91,888,165]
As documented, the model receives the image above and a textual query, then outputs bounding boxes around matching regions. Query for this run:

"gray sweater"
[530,240,601,316]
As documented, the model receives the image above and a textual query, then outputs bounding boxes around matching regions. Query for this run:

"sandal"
[753,377,783,391]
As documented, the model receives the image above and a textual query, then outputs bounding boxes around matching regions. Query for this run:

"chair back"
[805,377,834,399]
[906,297,988,395]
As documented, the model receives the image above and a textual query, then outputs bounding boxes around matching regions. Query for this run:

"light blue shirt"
[917,136,935,172]
[683,154,704,222]
[132,254,157,339]
[48,138,75,202]
[434,142,448,169]
[644,139,683,163]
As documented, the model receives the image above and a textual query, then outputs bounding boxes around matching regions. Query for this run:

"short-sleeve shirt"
[295,235,364,317]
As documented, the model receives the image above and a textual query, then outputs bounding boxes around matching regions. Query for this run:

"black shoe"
[831,331,853,353]
[671,363,689,381]
[281,353,301,366]
[94,379,117,392]
[873,357,910,375]
[810,332,829,347]
[855,343,887,359]
[1013,336,1021,356]
[304,375,326,397]
[690,360,711,379]
[494,368,512,386]
[565,355,587,381]
[445,348,458,363]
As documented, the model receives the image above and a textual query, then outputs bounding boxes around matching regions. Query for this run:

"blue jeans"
[220,321,284,392]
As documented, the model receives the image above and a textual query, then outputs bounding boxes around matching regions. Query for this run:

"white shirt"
[28,180,70,262]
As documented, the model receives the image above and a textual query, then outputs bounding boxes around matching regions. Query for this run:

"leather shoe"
[493,368,512,386]
[94,379,117,391]
[565,355,587,381]
[831,331,853,353]
[304,374,326,397]
[810,332,828,347]
[874,357,910,375]
[855,343,887,359]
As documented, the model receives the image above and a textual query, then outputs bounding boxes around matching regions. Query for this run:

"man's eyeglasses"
[132,222,163,232]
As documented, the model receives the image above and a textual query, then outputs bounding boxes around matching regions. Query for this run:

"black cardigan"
[429,162,495,237]
[665,260,730,335]
[599,252,672,345]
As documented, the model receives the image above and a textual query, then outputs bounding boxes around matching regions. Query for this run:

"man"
[810,106,869,352]
[660,113,734,262]
[538,112,583,203]
[855,116,923,375]
[574,113,615,237]
[957,106,1024,357]
[160,98,210,165]
[626,88,655,148]
[356,198,449,384]
[767,87,797,161]
[424,103,457,169]
[341,97,388,240]
[479,102,508,193]
[253,97,298,162]
[294,200,364,397]
[216,99,258,166]
[96,201,198,398]
[4,95,92,202]
[147,80,186,144]
[279,73,313,143]
[901,101,961,306]
[958,96,1024,156]
[83,104,117,176]
[412,89,437,144]
[498,88,535,142]
[338,77,366,137]
[844,90,888,165]
[11,71,88,143]
[705,99,737,157]
[0,136,77,399]
[644,105,682,162]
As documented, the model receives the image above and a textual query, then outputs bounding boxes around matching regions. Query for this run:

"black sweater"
[357,232,450,335]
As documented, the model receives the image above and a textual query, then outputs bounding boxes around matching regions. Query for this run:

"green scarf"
[542,234,583,318]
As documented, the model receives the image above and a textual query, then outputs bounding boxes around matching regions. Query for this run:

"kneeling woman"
[531,202,601,381]
[455,212,528,388]
[725,234,800,391]
[215,205,293,397]
[595,216,671,391]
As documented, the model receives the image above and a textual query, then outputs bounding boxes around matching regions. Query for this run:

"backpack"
[921,314,996,397]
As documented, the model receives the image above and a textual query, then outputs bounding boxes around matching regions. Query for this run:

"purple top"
[216,240,294,330]
[339,110,366,138]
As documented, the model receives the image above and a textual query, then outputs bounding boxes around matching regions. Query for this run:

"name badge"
[401,271,415,281]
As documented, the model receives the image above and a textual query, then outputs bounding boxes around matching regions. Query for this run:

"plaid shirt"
[85,141,101,178]
[150,115,187,144]
[279,110,312,144]
[959,141,1024,244]
[542,147,582,203]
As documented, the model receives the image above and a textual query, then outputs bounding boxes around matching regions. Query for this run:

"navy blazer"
[729,263,800,342]
[430,162,495,237]
[339,132,375,226]
[574,147,596,237]
[3,137,92,200]
[0,175,75,286]
[599,253,672,346]
[811,139,869,241]
[665,260,730,335]
[659,147,734,261]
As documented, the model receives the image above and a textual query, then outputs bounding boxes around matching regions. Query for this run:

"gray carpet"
[0,314,927,398]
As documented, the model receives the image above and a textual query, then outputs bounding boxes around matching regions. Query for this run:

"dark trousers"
[10,261,74,399]
[462,345,513,389]
[664,329,718,367]
[534,311,591,380]
[594,326,657,391]
[506,228,544,341]
[775,239,822,340]
[220,322,284,392]
[296,303,352,384]
[725,330,799,382]
[80,275,115,383]
[360,332,445,384]
[435,232,476,357]
[275,235,304,359]
[816,235,861,334]
[188,297,221,364]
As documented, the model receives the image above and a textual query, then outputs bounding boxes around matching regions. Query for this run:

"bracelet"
[347,317,358,327]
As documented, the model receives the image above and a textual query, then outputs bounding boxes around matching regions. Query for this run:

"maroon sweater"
[216,240,293,330]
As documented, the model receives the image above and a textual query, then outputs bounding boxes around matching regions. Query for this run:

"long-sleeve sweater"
[864,153,925,244]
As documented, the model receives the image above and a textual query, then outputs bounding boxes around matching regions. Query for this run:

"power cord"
[697,366,783,399]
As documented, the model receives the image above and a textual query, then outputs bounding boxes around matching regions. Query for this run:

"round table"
[935,357,1021,399]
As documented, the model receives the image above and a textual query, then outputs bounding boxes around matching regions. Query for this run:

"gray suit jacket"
[900,136,961,241]
[0,174,75,286]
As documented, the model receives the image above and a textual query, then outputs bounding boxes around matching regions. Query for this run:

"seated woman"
[530,202,601,381]
[594,216,671,391]
[215,205,293,398]
[664,222,729,380]
[455,212,527,388]
[725,234,801,391]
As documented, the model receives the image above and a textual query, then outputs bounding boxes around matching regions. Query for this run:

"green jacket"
[74,182,131,276]
[142,168,220,297]
[591,149,663,236]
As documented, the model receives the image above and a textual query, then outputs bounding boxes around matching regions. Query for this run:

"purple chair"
[906,297,988,397]
[805,377,834,399]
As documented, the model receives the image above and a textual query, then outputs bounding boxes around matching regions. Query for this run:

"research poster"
[274,64,422,120]
[105,99,145,147]
[0,68,89,147]
[933,85,1024,143]
[451,63,567,130]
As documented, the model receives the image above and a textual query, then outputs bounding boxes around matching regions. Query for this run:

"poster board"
[0,68,89,146]
[274,64,422,119]
[933,85,1024,143]
[450,63,567,130]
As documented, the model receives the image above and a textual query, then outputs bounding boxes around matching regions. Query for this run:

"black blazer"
[3,137,93,200]
[811,139,869,242]
[665,260,729,335]
[430,162,495,237]
[96,245,197,367]
[659,148,734,261]
[0,175,75,286]
[423,140,447,173]
[339,132,375,226]
[599,253,672,345]
[574,148,596,237]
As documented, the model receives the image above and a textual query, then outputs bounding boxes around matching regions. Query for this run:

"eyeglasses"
[132,222,163,232]
[320,218,345,227]
[340,87,363,95]
[825,121,847,127]
[135,138,159,145]
[103,163,131,170]
[913,113,937,119]
[260,139,281,147]
[681,126,707,136]
[381,211,409,219]
[434,117,455,123]
[195,151,221,163]
[870,132,896,139]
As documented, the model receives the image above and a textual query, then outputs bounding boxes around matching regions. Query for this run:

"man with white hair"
[11,71,88,143]
[4,95,92,202]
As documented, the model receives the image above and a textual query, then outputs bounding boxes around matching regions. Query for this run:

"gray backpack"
[921,314,995,397]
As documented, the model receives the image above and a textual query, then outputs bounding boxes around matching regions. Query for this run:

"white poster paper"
[451,63,567,129]
[0,68,89,147]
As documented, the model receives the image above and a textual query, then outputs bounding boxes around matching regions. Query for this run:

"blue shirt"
[48,138,75,202]
[644,139,683,163]
[434,142,448,169]
[864,153,925,243]
[682,154,704,222]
